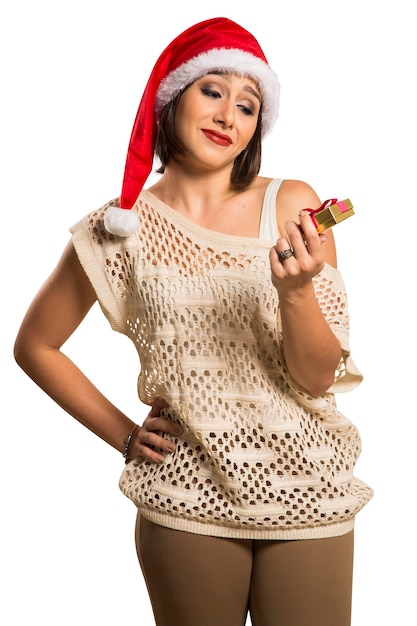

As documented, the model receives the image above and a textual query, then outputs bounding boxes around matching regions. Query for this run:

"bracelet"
[122,423,139,464]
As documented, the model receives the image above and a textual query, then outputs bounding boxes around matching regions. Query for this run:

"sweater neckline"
[139,189,275,248]
[137,190,334,276]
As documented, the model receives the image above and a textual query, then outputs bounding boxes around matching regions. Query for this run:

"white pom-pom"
[104,206,140,237]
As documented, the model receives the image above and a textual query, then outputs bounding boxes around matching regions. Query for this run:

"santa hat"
[104,17,280,237]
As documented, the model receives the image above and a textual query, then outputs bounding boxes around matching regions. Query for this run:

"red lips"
[202,129,232,146]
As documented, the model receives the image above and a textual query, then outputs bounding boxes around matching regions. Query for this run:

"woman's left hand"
[269,210,327,295]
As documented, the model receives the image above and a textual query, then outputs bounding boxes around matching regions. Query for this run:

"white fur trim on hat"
[103,205,140,237]
[155,48,280,135]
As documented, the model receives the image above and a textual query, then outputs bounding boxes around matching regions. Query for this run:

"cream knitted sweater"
[70,188,373,540]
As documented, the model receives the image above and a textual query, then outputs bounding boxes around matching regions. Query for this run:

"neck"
[148,162,236,216]
[147,165,266,238]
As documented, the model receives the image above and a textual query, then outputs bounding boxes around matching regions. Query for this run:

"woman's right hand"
[130,398,182,463]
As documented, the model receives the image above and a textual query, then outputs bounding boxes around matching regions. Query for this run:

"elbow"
[309,360,342,396]
[297,349,342,398]
[305,377,334,398]
[293,367,338,398]
[13,330,36,375]
[13,335,28,372]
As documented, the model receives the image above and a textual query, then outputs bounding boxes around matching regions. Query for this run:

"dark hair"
[154,88,263,190]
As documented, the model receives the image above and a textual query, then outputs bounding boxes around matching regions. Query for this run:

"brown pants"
[136,514,354,626]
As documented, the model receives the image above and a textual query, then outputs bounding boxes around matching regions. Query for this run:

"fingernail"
[167,443,176,452]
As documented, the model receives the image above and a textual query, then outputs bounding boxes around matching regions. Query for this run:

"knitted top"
[70,182,373,540]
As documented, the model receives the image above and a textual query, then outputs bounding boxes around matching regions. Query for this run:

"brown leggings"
[136,514,354,626]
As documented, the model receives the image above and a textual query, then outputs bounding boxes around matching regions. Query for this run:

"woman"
[14,17,372,626]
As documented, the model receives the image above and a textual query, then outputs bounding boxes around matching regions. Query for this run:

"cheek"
[173,100,191,138]
[174,96,213,142]
[175,98,197,133]
[240,119,258,145]
[177,87,217,121]
[173,111,190,145]
[176,90,202,117]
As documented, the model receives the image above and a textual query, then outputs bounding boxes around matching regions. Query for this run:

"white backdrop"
[2,1,415,624]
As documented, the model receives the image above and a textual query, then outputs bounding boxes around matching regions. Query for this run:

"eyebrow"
[243,85,261,103]
[205,71,262,103]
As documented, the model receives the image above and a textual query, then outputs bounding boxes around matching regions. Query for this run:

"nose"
[214,100,235,128]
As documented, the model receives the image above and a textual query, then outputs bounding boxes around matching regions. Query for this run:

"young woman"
[14,17,372,626]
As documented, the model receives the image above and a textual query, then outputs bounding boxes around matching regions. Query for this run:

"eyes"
[201,87,222,99]
[199,81,259,117]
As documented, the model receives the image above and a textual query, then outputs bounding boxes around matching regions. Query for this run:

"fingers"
[270,216,326,289]
[137,426,175,463]
[143,416,182,439]
[281,214,327,263]
[137,406,182,464]
[294,210,327,257]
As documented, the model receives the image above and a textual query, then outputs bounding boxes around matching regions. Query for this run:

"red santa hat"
[104,17,280,237]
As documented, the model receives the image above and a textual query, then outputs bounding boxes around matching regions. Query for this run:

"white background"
[1,1,415,624]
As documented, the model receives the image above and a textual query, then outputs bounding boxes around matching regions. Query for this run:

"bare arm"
[14,240,179,462]
[270,181,342,397]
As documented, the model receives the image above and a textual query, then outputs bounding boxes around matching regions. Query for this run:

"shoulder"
[276,179,321,221]
[70,197,120,240]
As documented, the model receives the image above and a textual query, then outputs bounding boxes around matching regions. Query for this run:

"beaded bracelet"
[122,423,139,464]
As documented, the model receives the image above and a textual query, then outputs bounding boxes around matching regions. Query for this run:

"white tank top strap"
[258,178,284,240]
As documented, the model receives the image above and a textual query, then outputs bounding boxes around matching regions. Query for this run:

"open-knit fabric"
[70,186,373,540]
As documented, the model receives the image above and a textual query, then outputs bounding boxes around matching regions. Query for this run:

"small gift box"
[306,199,354,233]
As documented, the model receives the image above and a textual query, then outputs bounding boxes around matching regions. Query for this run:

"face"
[173,73,261,172]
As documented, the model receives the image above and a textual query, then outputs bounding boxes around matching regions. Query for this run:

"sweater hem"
[138,508,355,540]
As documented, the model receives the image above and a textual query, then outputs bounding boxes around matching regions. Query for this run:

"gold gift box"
[312,199,354,233]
